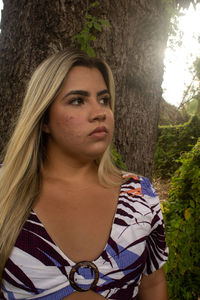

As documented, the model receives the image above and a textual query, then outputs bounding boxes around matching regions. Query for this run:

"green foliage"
[72,1,111,57]
[112,146,127,170]
[162,0,199,13]
[153,115,200,178]
[185,97,200,116]
[163,138,200,299]
[161,0,199,50]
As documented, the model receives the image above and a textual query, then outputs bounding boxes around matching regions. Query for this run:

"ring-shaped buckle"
[69,261,99,292]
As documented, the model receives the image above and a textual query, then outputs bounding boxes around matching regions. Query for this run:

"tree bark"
[0,0,170,178]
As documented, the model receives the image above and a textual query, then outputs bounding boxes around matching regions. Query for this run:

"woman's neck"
[42,157,99,186]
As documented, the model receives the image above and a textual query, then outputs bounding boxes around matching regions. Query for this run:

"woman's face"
[43,66,114,163]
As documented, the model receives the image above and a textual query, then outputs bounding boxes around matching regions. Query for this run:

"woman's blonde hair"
[0,49,123,282]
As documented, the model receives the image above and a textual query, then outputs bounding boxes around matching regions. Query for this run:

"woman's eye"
[99,96,110,106]
[69,97,84,105]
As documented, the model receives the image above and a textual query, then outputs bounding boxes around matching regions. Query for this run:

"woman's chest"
[33,185,120,263]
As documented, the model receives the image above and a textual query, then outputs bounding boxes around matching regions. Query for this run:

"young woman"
[0,49,168,299]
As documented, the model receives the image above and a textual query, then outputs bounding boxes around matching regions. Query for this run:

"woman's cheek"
[61,114,82,127]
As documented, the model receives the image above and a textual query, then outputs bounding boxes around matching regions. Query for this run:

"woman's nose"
[92,112,106,121]
[89,101,106,122]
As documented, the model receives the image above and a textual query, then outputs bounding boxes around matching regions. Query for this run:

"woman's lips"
[89,126,108,138]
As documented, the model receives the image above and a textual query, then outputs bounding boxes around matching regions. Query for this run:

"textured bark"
[0,0,170,178]
[93,0,170,177]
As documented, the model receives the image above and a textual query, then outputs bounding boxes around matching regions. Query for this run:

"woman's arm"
[137,268,168,300]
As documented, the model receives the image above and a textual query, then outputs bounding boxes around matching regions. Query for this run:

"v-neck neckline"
[32,180,127,266]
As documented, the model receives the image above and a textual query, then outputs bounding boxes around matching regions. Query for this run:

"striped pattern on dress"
[1,175,169,300]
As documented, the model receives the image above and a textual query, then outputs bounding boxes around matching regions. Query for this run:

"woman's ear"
[42,123,50,133]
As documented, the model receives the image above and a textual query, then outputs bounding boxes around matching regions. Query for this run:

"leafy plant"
[163,138,200,299]
[153,115,200,178]
[72,1,111,57]
[112,146,127,170]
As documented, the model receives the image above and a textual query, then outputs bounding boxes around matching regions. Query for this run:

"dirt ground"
[152,178,171,202]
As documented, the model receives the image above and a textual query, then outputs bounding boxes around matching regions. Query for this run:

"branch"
[178,72,198,109]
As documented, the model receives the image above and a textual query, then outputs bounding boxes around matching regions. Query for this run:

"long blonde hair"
[0,49,123,282]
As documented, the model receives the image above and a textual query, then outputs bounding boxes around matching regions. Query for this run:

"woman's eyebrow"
[97,89,110,97]
[63,89,110,99]
[64,90,89,98]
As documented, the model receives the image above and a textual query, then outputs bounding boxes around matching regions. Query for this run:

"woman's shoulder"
[121,173,159,207]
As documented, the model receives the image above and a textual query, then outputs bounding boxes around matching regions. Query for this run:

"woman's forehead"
[62,66,108,91]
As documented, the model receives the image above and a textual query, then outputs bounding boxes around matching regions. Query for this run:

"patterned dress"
[1,175,169,299]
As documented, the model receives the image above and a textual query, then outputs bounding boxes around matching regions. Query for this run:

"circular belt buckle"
[69,261,99,292]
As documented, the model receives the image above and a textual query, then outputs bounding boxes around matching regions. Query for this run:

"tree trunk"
[0,0,170,178]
